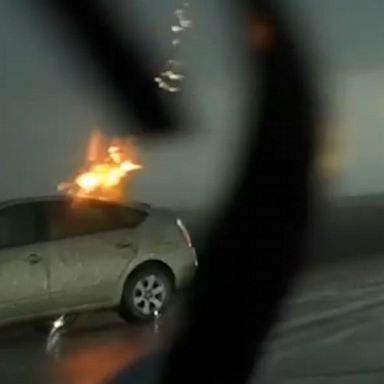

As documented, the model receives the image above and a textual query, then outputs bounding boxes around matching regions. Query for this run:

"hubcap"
[133,274,167,316]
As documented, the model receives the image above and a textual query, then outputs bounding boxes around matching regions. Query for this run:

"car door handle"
[26,253,41,265]
[116,242,133,249]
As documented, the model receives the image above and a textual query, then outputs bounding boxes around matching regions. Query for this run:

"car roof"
[0,195,151,212]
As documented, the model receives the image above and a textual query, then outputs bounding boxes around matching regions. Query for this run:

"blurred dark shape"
[110,351,165,384]
[159,0,316,383]
[39,0,177,136]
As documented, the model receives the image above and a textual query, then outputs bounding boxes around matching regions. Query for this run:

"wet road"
[0,311,162,384]
[258,254,384,384]
[3,254,384,383]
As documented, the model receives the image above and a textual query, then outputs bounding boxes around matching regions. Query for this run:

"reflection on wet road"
[3,255,384,384]
[0,311,163,384]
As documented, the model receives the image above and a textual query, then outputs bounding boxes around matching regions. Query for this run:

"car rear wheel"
[119,264,174,322]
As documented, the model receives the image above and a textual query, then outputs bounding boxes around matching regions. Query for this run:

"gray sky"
[290,0,384,195]
[1,0,384,212]
[0,0,247,214]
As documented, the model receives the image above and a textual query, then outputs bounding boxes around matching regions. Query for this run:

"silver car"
[0,196,197,325]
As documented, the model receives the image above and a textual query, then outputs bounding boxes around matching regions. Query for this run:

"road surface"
[2,254,384,383]
[257,254,384,384]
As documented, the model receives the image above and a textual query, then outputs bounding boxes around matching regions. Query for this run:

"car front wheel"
[119,264,174,322]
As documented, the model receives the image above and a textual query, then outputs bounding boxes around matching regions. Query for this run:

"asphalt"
[1,253,384,383]
[0,311,158,384]
[257,254,384,384]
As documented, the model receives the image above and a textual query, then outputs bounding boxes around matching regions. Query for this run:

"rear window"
[101,203,148,229]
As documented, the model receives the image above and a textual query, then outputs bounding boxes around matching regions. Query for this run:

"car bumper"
[175,247,198,288]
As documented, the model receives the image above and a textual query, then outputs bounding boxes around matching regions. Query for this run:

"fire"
[59,130,142,201]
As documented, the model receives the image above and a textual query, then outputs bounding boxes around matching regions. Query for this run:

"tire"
[119,264,174,322]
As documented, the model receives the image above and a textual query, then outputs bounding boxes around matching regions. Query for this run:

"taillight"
[176,218,192,248]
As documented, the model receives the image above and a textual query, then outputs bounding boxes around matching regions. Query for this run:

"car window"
[0,203,38,249]
[41,200,147,240]
[101,203,148,229]
[41,200,111,239]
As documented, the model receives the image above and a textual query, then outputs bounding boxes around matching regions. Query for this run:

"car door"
[41,200,143,312]
[0,202,49,322]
